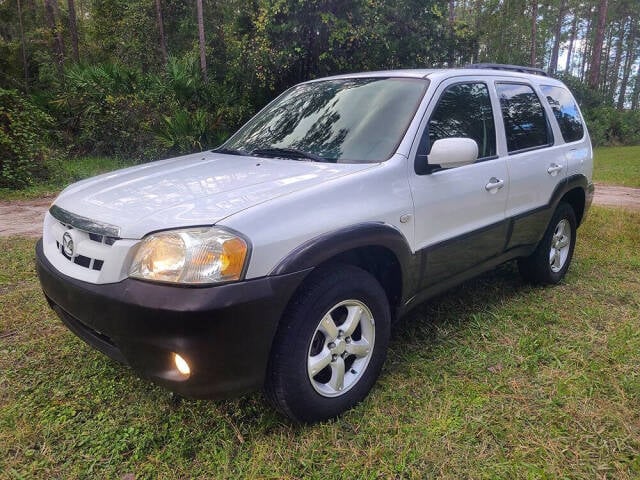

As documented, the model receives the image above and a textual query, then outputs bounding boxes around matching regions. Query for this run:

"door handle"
[547,163,563,175]
[485,177,505,193]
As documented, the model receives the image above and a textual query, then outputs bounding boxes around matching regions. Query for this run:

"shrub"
[0,89,53,187]
[583,107,640,147]
[55,60,251,161]
[55,64,159,160]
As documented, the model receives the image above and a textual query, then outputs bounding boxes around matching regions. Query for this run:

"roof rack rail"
[464,63,549,77]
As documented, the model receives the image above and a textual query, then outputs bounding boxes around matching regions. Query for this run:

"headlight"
[129,227,249,284]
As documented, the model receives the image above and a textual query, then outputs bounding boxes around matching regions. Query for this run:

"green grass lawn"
[594,145,640,188]
[1,205,639,479]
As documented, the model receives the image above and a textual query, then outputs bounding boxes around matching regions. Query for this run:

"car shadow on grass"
[388,260,532,360]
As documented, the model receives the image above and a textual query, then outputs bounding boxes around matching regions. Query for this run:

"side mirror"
[428,138,478,169]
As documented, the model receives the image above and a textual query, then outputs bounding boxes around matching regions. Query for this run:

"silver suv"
[37,64,593,422]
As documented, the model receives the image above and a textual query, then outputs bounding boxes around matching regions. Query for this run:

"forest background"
[1,0,639,188]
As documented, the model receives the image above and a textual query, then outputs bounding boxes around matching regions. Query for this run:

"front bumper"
[36,239,309,398]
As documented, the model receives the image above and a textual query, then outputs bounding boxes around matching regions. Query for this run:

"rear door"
[495,81,567,212]
[408,77,509,286]
[492,81,568,249]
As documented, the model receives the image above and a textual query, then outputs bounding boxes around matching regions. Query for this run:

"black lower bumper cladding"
[35,239,309,398]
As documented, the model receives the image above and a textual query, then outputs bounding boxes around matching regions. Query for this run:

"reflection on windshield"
[224,77,429,163]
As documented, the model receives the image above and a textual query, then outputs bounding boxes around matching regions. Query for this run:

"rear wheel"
[518,202,577,284]
[265,264,390,423]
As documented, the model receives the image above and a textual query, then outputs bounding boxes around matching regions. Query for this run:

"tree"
[44,0,66,77]
[530,0,538,67]
[196,0,207,81]
[606,17,626,100]
[448,0,455,65]
[16,0,29,91]
[549,0,567,74]
[588,0,608,89]
[67,0,80,62]
[631,74,640,110]
[579,5,594,81]
[565,11,578,72]
[155,0,168,66]
[617,18,638,109]
[87,0,162,71]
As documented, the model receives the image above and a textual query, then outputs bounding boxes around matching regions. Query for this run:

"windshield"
[222,77,429,163]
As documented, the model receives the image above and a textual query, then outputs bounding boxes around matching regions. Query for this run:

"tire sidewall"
[544,203,577,283]
[267,265,391,422]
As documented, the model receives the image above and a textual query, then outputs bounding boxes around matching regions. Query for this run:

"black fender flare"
[270,222,415,281]
[549,173,591,224]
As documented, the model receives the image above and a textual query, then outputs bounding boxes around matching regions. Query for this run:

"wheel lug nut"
[338,330,343,337]
[331,354,338,362]
[328,342,336,349]
[345,337,351,343]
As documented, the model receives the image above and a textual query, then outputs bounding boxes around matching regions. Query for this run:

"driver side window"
[427,82,497,160]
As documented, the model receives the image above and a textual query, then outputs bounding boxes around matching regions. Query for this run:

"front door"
[408,78,509,286]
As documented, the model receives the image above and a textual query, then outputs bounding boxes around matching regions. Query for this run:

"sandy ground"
[0,196,55,238]
[1,185,638,238]
[591,183,640,210]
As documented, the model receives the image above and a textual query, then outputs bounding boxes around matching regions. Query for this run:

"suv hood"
[53,151,375,239]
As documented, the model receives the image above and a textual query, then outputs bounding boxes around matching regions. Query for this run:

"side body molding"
[507,173,590,251]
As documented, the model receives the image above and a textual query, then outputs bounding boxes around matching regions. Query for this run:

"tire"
[518,202,577,285]
[265,264,391,423]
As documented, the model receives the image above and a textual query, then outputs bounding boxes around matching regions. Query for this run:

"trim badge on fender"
[62,231,75,258]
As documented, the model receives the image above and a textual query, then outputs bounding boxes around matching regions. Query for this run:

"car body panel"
[220,155,415,278]
[53,151,376,239]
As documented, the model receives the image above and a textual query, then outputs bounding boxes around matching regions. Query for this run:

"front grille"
[44,206,131,284]
[52,219,119,272]
[89,232,117,245]
[55,239,103,270]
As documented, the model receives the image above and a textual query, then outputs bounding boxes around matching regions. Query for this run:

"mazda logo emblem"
[62,231,75,258]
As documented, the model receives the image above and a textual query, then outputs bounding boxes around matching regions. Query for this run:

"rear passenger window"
[428,82,496,159]
[540,85,584,143]
[496,83,552,153]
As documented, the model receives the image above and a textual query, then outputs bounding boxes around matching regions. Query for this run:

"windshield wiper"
[211,147,248,156]
[251,147,334,163]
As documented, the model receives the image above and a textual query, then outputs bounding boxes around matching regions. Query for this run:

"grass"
[594,146,640,188]
[1,205,639,478]
[0,157,130,201]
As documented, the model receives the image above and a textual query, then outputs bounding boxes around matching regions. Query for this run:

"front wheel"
[265,265,390,423]
[518,202,577,284]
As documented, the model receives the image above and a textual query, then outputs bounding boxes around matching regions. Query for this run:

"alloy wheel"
[307,300,376,398]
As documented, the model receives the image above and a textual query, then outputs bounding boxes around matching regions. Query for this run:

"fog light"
[174,353,191,376]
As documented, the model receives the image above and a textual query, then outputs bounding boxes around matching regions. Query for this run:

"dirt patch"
[592,184,640,211]
[0,196,55,237]
[0,185,638,238]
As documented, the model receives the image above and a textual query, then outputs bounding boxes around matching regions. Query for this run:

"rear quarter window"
[496,83,552,153]
[540,85,585,143]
